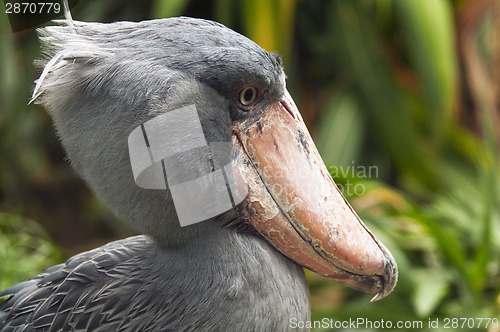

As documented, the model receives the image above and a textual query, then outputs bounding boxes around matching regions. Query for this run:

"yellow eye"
[239,86,257,106]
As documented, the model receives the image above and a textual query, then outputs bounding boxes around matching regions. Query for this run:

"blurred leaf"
[241,0,296,65]
[415,211,469,281]
[242,0,276,51]
[411,269,450,318]
[0,212,61,291]
[317,92,366,166]
[394,0,458,140]
[214,0,234,27]
[151,0,190,19]
[332,1,444,191]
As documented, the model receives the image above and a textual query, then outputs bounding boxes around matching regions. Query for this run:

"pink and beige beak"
[232,90,397,301]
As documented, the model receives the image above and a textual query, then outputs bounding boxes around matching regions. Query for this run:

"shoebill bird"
[0,17,397,331]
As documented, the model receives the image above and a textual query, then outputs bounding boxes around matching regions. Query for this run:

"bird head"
[33,17,397,301]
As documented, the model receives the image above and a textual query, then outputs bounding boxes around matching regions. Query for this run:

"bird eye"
[238,86,258,107]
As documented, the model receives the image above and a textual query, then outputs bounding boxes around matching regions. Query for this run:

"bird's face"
[216,82,397,300]
[35,18,397,301]
[165,25,397,300]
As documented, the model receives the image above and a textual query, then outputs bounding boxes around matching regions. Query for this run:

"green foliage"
[395,0,457,138]
[0,213,61,292]
[307,1,500,330]
[151,0,190,19]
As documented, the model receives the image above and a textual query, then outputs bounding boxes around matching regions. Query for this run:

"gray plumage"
[0,17,309,331]
[1,235,308,331]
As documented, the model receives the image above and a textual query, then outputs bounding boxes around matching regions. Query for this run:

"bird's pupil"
[244,89,254,103]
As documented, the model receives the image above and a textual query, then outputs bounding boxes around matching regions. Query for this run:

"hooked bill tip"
[370,293,383,302]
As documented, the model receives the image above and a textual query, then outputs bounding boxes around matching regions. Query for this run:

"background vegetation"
[0,0,499,330]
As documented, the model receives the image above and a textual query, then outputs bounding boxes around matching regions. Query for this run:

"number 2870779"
[5,2,61,14]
